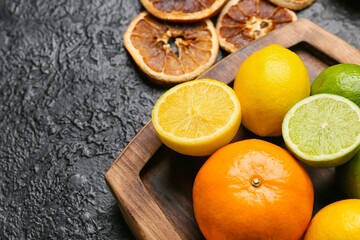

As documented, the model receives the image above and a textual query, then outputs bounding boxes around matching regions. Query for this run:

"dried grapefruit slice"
[123,12,219,84]
[216,0,297,53]
[140,0,227,22]
[268,0,316,11]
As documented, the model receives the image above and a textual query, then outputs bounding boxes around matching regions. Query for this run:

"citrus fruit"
[152,79,241,156]
[282,94,360,168]
[233,44,310,136]
[304,199,360,240]
[336,150,360,198]
[123,12,219,84]
[267,0,316,10]
[311,63,360,107]
[193,139,314,240]
[139,0,227,22]
[216,0,297,53]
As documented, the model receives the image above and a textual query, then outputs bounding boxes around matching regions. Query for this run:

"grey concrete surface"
[0,0,359,239]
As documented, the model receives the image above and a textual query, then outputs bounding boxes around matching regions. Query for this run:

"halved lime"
[282,94,360,168]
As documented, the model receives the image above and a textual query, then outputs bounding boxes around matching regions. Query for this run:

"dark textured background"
[0,0,359,239]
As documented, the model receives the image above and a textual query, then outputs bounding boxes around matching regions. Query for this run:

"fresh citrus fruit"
[139,0,227,22]
[311,63,360,107]
[336,150,360,198]
[304,199,360,240]
[233,44,310,136]
[216,0,297,53]
[193,139,314,240]
[123,12,219,84]
[152,79,241,156]
[267,0,316,10]
[282,94,360,168]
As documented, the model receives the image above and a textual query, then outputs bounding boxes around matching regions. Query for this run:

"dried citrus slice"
[268,0,316,11]
[216,0,297,53]
[139,0,227,22]
[123,12,219,84]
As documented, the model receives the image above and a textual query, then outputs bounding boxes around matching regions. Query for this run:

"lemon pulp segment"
[157,82,235,138]
[152,79,241,156]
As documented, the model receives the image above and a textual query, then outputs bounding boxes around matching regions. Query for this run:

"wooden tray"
[105,19,360,240]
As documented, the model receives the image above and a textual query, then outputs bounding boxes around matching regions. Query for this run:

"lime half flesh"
[282,94,360,168]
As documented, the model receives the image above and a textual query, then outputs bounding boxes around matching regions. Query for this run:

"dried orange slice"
[216,0,297,53]
[123,12,219,84]
[268,0,316,11]
[139,0,227,22]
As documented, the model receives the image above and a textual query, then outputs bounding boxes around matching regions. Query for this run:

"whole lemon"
[304,199,360,240]
[234,44,310,136]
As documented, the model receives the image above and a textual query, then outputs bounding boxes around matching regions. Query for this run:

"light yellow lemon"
[234,44,310,136]
[152,79,241,156]
[304,199,360,240]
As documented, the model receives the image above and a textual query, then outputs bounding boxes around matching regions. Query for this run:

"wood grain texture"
[105,19,360,240]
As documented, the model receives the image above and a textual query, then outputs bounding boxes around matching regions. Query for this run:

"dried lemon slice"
[268,0,316,11]
[140,0,227,22]
[124,12,219,84]
[216,0,297,53]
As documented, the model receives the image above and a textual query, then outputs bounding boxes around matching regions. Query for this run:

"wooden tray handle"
[106,122,183,240]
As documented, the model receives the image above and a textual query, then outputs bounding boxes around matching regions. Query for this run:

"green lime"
[336,150,360,198]
[311,64,360,106]
[282,94,360,168]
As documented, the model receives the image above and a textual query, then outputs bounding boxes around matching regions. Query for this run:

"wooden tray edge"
[105,18,360,240]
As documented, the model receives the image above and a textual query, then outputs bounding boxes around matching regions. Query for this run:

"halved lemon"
[152,79,241,156]
[216,0,297,53]
[139,0,227,22]
[124,12,219,84]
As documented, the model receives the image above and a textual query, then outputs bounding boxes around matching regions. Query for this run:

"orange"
[139,0,227,22]
[304,199,360,240]
[193,139,314,240]
[123,12,219,84]
[216,0,297,53]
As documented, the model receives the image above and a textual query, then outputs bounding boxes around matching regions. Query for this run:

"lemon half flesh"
[152,79,241,156]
